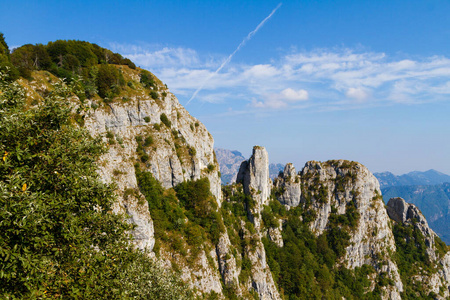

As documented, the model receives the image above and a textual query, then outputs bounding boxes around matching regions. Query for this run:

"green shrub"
[150,90,159,100]
[144,116,150,122]
[144,136,153,147]
[160,113,171,127]
[140,70,155,88]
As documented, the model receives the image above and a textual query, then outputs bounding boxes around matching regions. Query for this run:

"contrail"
[186,3,282,105]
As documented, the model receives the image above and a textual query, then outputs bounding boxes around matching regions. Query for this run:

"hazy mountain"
[374,169,450,189]
[215,148,246,185]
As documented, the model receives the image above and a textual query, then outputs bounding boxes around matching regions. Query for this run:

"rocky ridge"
[20,66,450,299]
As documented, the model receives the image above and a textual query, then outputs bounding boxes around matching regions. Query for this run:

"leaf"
[22,183,27,192]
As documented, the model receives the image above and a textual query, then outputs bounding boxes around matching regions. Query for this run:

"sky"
[2,0,450,175]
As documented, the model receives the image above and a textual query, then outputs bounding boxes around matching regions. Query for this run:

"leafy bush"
[150,90,159,100]
[140,70,155,88]
[160,113,171,127]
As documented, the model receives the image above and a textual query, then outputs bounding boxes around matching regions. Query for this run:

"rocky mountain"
[215,148,284,185]
[383,183,450,244]
[215,148,246,185]
[3,39,450,299]
[374,169,450,189]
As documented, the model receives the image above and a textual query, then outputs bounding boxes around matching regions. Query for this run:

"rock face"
[84,89,222,252]
[387,197,450,298]
[236,146,272,207]
[273,163,301,207]
[300,160,403,299]
[239,221,281,300]
[387,197,437,259]
[216,147,284,185]
[216,232,242,295]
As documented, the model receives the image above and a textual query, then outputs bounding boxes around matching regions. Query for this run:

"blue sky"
[2,0,450,174]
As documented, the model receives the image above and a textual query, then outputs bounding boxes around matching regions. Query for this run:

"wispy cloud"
[113,43,450,112]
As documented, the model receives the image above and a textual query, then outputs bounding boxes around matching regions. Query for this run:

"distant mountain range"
[374,169,450,244]
[374,169,450,189]
[215,148,284,185]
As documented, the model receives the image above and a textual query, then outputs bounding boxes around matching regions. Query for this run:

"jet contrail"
[186,3,282,105]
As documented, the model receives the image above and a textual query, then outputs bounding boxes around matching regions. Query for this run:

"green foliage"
[160,113,171,127]
[263,209,378,299]
[0,33,19,82]
[175,178,224,244]
[96,64,122,99]
[206,163,215,173]
[8,39,134,100]
[0,74,191,299]
[393,221,437,299]
[136,166,224,254]
[144,136,154,147]
[261,205,278,228]
[150,90,159,100]
[140,70,155,89]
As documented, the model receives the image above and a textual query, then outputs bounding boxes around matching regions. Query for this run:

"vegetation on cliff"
[0,66,190,299]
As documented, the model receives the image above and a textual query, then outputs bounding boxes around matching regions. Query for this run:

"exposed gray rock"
[161,248,223,297]
[266,221,283,248]
[239,221,281,300]
[236,146,272,207]
[273,163,301,207]
[387,197,436,259]
[84,90,222,252]
[300,160,403,298]
[216,232,242,295]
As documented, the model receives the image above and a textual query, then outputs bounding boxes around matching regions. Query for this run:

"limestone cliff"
[81,69,221,254]
[299,160,403,299]
[273,163,301,207]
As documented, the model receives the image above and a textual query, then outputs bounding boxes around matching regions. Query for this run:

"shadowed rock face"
[273,163,301,207]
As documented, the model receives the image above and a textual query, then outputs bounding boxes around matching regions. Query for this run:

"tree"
[0,33,19,81]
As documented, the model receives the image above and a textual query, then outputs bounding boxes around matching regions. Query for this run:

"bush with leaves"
[0,72,191,299]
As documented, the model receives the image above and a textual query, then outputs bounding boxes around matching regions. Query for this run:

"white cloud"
[280,88,309,101]
[346,87,369,102]
[243,64,279,78]
[113,43,450,111]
